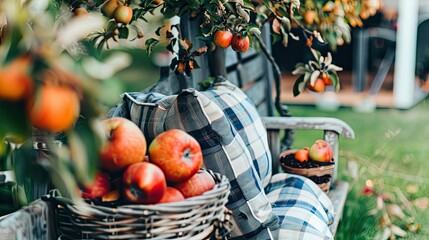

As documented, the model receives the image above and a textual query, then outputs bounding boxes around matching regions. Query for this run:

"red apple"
[231,35,250,53]
[213,30,233,49]
[308,140,333,162]
[100,117,147,172]
[122,162,167,204]
[157,187,185,204]
[149,129,203,183]
[173,170,216,198]
[81,172,111,199]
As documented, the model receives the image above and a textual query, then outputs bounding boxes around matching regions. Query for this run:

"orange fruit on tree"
[321,72,332,86]
[29,85,80,132]
[73,7,89,16]
[113,5,133,24]
[0,56,33,101]
[176,61,186,73]
[304,10,316,25]
[307,78,325,92]
[101,0,119,18]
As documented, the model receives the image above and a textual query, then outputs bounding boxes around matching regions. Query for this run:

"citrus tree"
[0,0,380,213]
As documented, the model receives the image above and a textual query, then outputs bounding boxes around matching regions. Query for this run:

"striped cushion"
[107,88,279,239]
[202,77,272,188]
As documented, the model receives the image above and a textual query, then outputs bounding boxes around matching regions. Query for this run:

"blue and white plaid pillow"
[202,77,272,188]
[107,88,280,239]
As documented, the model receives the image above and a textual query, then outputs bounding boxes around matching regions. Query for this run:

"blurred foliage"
[0,0,381,216]
[77,0,380,95]
[0,0,125,214]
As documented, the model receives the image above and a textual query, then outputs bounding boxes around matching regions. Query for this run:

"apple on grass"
[122,162,167,204]
[173,170,216,198]
[309,140,333,162]
[149,129,203,183]
[80,172,111,200]
[100,117,147,173]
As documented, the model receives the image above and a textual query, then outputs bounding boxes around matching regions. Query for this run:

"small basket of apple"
[279,140,334,193]
[47,117,231,240]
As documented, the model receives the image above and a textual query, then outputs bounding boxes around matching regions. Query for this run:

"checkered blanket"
[266,173,334,240]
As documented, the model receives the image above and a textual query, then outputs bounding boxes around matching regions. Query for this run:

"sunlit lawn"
[287,97,429,239]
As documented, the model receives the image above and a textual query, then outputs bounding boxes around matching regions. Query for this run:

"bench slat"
[328,180,349,237]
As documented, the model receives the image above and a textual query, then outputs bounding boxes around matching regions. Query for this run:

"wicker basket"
[279,149,334,193]
[46,170,231,240]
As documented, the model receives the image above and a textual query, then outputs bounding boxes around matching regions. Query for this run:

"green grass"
[286,98,429,239]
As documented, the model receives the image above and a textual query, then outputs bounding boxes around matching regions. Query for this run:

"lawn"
[286,97,429,239]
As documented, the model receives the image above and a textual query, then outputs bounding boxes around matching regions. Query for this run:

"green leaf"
[165,30,174,39]
[133,7,148,22]
[155,25,164,36]
[293,74,306,97]
[0,142,13,170]
[170,57,179,70]
[80,40,103,61]
[68,118,103,185]
[145,38,159,57]
[281,31,288,47]
[170,24,180,33]
[12,140,47,202]
[271,33,282,45]
[191,59,200,69]
[166,38,177,53]
[374,228,391,240]
[188,0,201,7]
[0,100,32,141]
[329,72,340,92]
[161,7,179,19]
[260,0,271,9]
[117,27,129,39]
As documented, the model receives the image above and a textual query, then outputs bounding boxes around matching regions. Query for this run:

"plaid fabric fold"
[265,173,335,240]
[107,88,279,239]
[202,77,272,188]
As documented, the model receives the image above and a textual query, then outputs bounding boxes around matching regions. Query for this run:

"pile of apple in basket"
[81,117,215,204]
[279,140,335,193]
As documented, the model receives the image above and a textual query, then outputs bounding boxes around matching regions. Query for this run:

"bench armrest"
[261,116,355,183]
[261,116,354,237]
[261,117,355,139]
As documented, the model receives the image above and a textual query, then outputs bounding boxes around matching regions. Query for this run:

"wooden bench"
[263,116,354,236]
